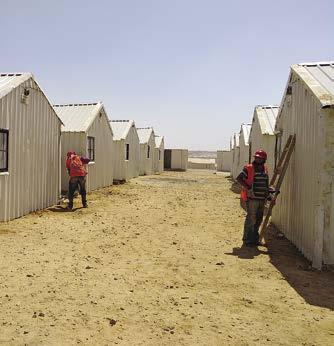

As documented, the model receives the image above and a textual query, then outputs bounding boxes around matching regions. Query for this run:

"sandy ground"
[0,169,334,345]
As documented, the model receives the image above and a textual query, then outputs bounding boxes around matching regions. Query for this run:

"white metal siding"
[60,109,113,193]
[113,126,140,181]
[271,72,327,264]
[239,133,249,174]
[154,138,164,174]
[86,110,114,191]
[0,77,61,221]
[249,116,276,177]
[139,133,155,175]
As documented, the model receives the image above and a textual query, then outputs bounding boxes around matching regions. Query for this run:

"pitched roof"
[110,120,135,140]
[240,123,251,145]
[137,127,154,144]
[254,105,279,135]
[154,135,164,148]
[0,72,63,124]
[53,102,112,133]
[0,73,32,99]
[291,61,334,107]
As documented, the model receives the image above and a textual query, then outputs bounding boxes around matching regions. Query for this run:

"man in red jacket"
[66,151,90,210]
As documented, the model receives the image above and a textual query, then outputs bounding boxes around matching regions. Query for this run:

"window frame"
[125,143,130,161]
[87,136,95,161]
[0,129,9,172]
[158,149,161,161]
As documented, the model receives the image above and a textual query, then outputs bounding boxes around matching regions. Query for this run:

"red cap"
[254,150,267,160]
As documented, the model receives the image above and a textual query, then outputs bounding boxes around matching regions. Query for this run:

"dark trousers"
[68,176,87,207]
[243,199,265,245]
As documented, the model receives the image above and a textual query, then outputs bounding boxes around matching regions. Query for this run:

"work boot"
[82,202,88,208]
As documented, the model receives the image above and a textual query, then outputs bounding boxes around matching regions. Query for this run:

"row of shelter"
[0,72,165,222]
[217,61,334,268]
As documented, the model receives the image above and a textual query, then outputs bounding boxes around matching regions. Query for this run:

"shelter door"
[164,149,171,169]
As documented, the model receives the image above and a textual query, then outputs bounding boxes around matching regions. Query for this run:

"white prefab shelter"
[231,133,240,179]
[110,120,140,181]
[271,62,334,268]
[164,149,188,170]
[217,150,232,172]
[239,123,251,171]
[249,105,278,177]
[137,127,156,175]
[0,73,62,221]
[154,135,164,174]
[54,102,114,193]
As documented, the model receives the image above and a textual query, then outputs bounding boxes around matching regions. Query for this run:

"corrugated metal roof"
[292,62,334,107]
[54,102,105,132]
[255,105,279,135]
[110,120,135,140]
[155,135,164,148]
[0,72,63,125]
[0,73,32,99]
[137,127,154,144]
[240,123,251,145]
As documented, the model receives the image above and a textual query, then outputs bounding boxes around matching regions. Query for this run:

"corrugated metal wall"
[86,109,114,191]
[239,135,249,174]
[154,139,164,174]
[249,117,276,177]
[231,146,240,179]
[113,126,140,181]
[271,71,331,264]
[0,77,61,221]
[321,108,334,264]
[61,109,113,193]
[139,133,155,175]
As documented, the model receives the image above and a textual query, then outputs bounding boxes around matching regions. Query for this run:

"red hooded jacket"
[66,152,90,177]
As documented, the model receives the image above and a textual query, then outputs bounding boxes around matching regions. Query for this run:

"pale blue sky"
[1,0,333,150]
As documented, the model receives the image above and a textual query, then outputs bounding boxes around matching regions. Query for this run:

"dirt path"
[0,169,333,345]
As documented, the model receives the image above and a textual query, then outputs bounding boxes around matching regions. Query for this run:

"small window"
[147,145,150,159]
[0,129,9,172]
[87,136,95,161]
[125,143,130,160]
[158,150,161,161]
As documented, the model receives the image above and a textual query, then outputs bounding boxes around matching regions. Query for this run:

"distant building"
[164,149,188,171]
[216,150,232,172]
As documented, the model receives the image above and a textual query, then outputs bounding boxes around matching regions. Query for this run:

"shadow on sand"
[262,224,334,310]
[225,245,268,259]
[48,206,84,213]
[226,225,334,309]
